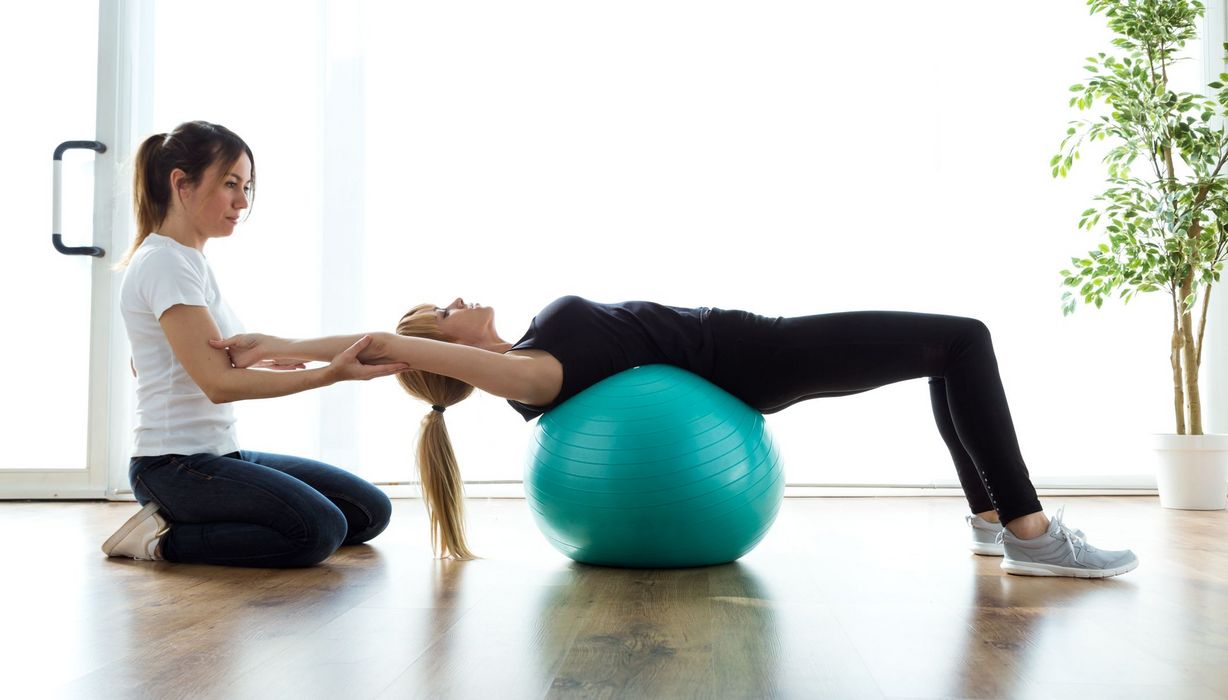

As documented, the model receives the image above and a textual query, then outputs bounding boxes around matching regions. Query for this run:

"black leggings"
[706,309,1041,524]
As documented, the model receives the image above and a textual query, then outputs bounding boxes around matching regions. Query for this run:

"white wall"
[136,0,1216,492]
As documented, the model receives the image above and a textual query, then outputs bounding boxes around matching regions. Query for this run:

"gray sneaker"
[966,514,1004,556]
[1000,507,1137,578]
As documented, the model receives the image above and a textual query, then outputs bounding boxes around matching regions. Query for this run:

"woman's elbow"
[203,386,238,404]
[198,375,240,404]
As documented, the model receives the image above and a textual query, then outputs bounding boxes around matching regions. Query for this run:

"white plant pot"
[1152,433,1228,510]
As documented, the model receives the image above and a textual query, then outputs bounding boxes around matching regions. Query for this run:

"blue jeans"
[129,451,392,568]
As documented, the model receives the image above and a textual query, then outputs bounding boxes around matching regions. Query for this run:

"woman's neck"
[157,214,206,252]
[478,323,513,353]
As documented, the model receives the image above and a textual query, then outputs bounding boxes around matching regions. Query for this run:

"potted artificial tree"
[1055,0,1228,509]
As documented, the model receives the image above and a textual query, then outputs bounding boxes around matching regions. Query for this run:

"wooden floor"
[2,496,1226,699]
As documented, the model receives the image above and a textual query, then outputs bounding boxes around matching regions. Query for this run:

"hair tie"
[431,405,446,413]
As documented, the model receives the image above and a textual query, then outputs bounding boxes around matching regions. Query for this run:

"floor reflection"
[533,561,785,696]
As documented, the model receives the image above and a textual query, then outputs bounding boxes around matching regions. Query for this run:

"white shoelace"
[996,507,1092,561]
[1051,506,1094,563]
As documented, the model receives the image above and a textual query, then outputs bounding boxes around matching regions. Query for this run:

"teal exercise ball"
[525,364,785,568]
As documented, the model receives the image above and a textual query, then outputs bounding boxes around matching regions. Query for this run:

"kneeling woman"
[214,295,1139,578]
[102,121,407,567]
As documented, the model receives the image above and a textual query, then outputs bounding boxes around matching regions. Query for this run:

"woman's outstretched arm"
[210,333,376,365]
[212,331,555,405]
[163,306,408,403]
[378,332,555,404]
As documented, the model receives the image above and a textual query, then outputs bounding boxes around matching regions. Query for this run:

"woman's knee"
[963,316,991,335]
[954,317,993,346]
[288,502,348,566]
[344,489,392,545]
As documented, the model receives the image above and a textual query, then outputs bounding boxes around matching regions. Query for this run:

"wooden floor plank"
[376,562,596,699]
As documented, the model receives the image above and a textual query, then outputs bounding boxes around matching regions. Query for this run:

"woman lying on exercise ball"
[212,295,1139,578]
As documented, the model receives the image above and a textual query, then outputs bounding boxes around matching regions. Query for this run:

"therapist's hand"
[208,333,301,369]
[325,336,410,382]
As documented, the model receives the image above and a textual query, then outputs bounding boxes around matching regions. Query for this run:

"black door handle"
[53,140,107,257]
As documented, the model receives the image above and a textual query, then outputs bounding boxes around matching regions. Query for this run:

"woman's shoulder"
[130,234,180,260]
[122,237,210,301]
[130,236,205,271]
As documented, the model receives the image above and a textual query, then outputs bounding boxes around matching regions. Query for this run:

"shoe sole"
[1000,557,1139,578]
[101,502,161,557]
[970,542,1005,557]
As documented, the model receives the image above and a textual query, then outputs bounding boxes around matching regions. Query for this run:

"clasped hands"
[208,333,410,382]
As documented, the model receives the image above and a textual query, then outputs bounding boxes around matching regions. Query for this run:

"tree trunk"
[1179,273,1203,435]
[1171,293,1187,435]
[1182,211,1207,436]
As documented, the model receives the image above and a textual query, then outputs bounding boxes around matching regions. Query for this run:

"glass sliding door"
[0,0,147,497]
[0,1,100,495]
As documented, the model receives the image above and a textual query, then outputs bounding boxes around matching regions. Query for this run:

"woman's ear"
[169,168,190,199]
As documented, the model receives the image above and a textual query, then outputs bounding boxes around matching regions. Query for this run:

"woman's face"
[434,297,495,345]
[179,153,252,240]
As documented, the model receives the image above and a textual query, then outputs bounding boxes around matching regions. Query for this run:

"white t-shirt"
[120,233,244,456]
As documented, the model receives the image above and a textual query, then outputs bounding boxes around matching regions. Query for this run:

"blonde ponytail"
[396,304,477,559]
[417,408,474,559]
